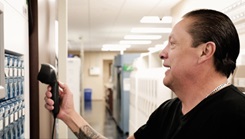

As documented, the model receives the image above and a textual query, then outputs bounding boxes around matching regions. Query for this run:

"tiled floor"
[82,100,128,139]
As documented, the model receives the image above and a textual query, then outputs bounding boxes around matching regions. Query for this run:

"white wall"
[83,52,119,100]
[172,0,245,65]
[38,0,57,138]
[172,0,235,23]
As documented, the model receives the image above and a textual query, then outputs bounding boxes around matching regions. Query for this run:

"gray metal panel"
[114,53,140,134]
[114,55,122,67]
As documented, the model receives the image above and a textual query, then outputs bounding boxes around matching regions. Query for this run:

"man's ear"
[198,42,216,63]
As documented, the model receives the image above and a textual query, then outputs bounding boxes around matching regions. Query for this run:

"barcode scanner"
[37,63,60,118]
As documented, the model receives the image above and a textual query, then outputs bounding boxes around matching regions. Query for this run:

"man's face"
[160,18,202,90]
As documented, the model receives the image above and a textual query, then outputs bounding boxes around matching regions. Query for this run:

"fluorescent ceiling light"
[101,47,126,51]
[148,41,168,52]
[131,27,172,33]
[141,16,159,23]
[161,16,173,23]
[155,41,168,49]
[101,44,130,51]
[124,35,162,40]
[120,40,152,45]
[102,44,130,48]
[140,16,172,23]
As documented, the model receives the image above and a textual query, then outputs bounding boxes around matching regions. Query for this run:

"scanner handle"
[51,81,59,118]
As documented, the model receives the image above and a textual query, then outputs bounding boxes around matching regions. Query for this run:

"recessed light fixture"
[101,47,126,51]
[131,27,172,33]
[124,35,162,40]
[101,44,130,51]
[161,16,173,23]
[120,40,152,45]
[155,41,168,49]
[102,44,131,48]
[140,16,172,23]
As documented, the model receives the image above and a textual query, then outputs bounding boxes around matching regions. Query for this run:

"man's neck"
[175,74,228,115]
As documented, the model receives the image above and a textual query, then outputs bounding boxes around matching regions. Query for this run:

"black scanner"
[37,64,60,118]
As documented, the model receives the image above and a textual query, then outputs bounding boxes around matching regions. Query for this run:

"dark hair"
[183,9,240,78]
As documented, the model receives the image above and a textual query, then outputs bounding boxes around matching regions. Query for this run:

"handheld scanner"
[37,64,59,118]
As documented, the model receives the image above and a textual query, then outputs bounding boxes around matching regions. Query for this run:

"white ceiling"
[67,0,181,52]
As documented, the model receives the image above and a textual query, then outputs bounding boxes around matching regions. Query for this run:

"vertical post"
[57,0,68,138]
[80,39,84,115]
[29,0,40,138]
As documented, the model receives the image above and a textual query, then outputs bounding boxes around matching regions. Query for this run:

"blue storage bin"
[84,88,92,101]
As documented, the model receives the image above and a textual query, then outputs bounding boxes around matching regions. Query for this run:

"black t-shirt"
[134,85,245,139]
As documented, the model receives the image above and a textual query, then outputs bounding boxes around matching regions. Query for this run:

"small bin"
[84,88,92,101]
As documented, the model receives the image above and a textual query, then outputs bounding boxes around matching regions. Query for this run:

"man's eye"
[169,42,176,48]
[169,41,175,45]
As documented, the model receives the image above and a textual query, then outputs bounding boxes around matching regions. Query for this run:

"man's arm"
[62,110,106,139]
[44,82,107,139]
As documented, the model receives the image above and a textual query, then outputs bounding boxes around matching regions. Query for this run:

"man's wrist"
[61,110,78,125]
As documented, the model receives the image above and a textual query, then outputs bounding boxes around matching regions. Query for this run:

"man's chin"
[163,77,172,88]
[163,79,169,86]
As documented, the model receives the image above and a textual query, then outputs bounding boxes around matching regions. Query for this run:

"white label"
[10,114,14,123]
[22,109,25,116]
[9,68,13,77]
[14,68,18,77]
[5,117,9,126]
[18,69,21,77]
[0,120,3,130]
[19,111,21,118]
[22,69,25,76]
[9,59,13,66]
[123,78,131,91]
[5,68,9,77]
[15,112,18,121]
[5,57,8,66]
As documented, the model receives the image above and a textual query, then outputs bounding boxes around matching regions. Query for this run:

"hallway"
[82,100,128,139]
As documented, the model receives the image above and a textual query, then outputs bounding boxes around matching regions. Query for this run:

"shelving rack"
[0,0,29,138]
[129,50,173,135]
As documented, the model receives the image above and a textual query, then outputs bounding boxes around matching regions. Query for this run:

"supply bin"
[84,88,92,101]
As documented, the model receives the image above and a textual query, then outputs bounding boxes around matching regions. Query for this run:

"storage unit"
[233,65,245,93]
[84,88,92,101]
[112,53,140,135]
[66,57,81,138]
[129,50,173,135]
[0,0,29,138]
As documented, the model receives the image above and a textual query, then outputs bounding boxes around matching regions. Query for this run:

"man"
[45,9,245,139]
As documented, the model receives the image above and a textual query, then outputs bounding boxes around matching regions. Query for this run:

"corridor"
[82,100,128,139]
